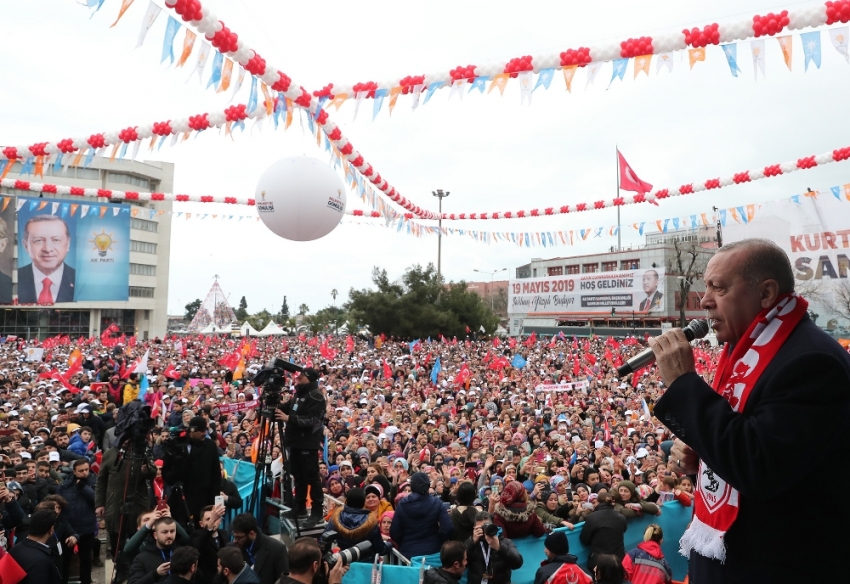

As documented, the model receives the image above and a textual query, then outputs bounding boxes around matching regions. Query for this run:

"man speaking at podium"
[648,239,850,584]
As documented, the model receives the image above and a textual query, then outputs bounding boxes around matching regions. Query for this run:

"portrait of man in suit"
[18,214,76,304]
[639,269,663,312]
[0,216,13,303]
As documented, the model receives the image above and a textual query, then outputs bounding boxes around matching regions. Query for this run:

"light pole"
[474,268,507,312]
[433,189,450,285]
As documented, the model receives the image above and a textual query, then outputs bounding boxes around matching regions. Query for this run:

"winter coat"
[450,505,479,542]
[534,554,593,584]
[622,541,672,584]
[129,543,180,584]
[8,538,62,584]
[57,473,97,536]
[424,567,461,584]
[368,498,393,523]
[493,501,547,540]
[96,447,156,534]
[68,433,93,457]
[324,506,387,560]
[465,535,523,584]
[390,492,454,559]
[579,504,627,571]
[534,501,565,527]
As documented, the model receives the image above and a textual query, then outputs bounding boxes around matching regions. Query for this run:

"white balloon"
[255,157,346,242]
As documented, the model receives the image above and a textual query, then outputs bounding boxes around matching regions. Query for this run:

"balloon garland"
[310,3,849,101]
[5,143,850,217]
[156,0,439,220]
[436,146,850,220]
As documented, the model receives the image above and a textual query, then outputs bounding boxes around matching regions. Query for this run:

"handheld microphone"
[616,319,710,377]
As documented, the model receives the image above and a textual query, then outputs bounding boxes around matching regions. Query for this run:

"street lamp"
[433,189,450,285]
[474,268,507,312]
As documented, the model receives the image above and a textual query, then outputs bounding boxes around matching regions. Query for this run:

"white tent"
[237,321,261,337]
[258,321,286,336]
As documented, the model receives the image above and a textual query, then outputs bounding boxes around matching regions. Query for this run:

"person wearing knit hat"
[492,480,547,540]
[534,531,591,584]
[379,510,394,543]
[364,483,393,521]
[390,472,453,559]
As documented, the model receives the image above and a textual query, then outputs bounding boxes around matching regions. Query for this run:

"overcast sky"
[4,0,850,317]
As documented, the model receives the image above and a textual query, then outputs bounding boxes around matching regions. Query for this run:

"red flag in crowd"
[465,325,471,334]
[523,331,537,347]
[547,336,556,348]
[573,358,581,377]
[345,336,354,353]
[604,420,611,442]
[587,353,597,366]
[0,547,27,584]
[163,363,181,380]
[382,359,392,379]
[493,337,501,348]
[307,337,317,347]
[508,338,516,349]
[456,363,471,387]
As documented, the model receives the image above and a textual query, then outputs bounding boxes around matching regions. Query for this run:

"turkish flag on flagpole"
[617,150,653,193]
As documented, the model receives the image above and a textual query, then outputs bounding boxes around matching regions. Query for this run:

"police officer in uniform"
[275,367,326,528]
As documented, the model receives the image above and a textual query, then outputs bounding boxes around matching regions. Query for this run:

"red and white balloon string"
[156,0,438,220]
[310,3,848,100]
[436,146,850,220]
[6,143,850,216]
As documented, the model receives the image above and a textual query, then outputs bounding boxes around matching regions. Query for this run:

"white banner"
[25,347,44,362]
[508,268,666,315]
[535,381,589,392]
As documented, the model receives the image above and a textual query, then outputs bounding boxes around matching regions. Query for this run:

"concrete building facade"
[0,157,173,339]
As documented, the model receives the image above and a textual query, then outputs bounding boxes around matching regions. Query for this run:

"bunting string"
[292,4,846,105]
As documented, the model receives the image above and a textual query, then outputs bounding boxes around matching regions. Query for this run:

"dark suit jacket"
[638,290,662,311]
[246,532,289,584]
[17,262,75,303]
[0,270,11,304]
[654,316,850,582]
[9,538,63,584]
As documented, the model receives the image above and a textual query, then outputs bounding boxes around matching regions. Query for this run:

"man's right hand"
[156,562,171,576]
[328,558,349,584]
[472,525,483,543]
[671,439,699,475]
[95,507,105,518]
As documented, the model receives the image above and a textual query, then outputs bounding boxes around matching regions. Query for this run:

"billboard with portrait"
[0,197,15,304]
[508,267,666,315]
[15,197,130,304]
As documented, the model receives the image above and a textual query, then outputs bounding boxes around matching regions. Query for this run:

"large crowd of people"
[4,240,849,584]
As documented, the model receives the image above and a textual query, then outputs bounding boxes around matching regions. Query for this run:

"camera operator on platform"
[275,367,326,528]
[162,416,221,527]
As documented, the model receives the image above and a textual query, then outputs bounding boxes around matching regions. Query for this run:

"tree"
[280,296,290,319]
[814,280,850,325]
[298,303,310,316]
[346,263,499,338]
[669,238,713,328]
[235,296,249,321]
[492,287,508,319]
[184,299,202,322]
[247,309,273,331]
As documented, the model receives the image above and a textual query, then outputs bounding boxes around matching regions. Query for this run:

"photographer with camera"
[465,511,523,584]
[161,416,221,527]
[280,537,349,584]
[275,367,326,528]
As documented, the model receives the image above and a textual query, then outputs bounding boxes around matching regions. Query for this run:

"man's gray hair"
[716,238,795,294]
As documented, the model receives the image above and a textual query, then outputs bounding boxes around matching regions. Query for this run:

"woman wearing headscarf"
[390,472,454,558]
[612,480,660,519]
[534,489,575,530]
[364,483,393,521]
[493,481,547,539]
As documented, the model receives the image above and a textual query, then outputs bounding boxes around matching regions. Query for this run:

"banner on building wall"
[14,196,131,304]
[724,194,850,283]
[508,268,667,315]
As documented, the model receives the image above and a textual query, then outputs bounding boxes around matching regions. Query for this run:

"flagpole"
[616,146,621,251]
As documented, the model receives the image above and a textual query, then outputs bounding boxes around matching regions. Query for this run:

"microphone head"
[687,319,710,339]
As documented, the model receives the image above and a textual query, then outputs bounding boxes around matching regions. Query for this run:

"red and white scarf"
[680,293,808,562]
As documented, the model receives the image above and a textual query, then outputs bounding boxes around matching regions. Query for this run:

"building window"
[582,263,598,273]
[547,266,563,276]
[621,259,640,270]
[129,286,155,298]
[532,268,537,277]
[131,218,158,233]
[130,263,156,276]
[76,168,100,180]
[130,240,157,254]
[565,265,580,275]
[108,172,150,190]
[601,261,618,272]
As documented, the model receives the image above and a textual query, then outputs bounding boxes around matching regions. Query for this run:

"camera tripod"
[248,410,305,537]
